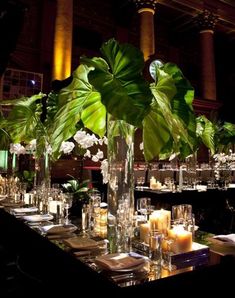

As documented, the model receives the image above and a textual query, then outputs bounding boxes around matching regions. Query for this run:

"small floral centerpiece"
[213,150,235,187]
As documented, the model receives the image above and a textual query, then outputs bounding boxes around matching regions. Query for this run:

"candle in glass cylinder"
[150,176,156,189]
[140,222,150,244]
[168,225,192,253]
[149,210,168,234]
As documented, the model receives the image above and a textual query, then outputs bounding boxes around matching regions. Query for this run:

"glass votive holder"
[82,204,91,234]
[149,230,162,267]
[24,193,34,206]
[167,223,192,254]
[48,200,64,222]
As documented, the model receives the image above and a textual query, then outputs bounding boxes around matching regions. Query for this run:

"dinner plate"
[23,214,54,222]
[12,207,38,213]
[0,195,7,201]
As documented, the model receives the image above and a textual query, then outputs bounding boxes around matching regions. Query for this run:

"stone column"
[196,10,218,101]
[52,0,73,80]
[133,0,158,61]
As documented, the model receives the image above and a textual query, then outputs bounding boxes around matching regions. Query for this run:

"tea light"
[140,222,150,244]
[168,225,192,253]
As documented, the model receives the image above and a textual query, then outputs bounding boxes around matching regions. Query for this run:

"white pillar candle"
[24,193,34,205]
[168,225,192,253]
[140,222,150,244]
[149,210,168,234]
[150,176,156,189]
[49,200,63,215]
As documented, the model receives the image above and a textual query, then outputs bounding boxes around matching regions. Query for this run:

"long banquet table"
[1,207,235,297]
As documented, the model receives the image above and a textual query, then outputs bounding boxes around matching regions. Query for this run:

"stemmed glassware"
[63,193,73,225]
[136,177,145,190]
[136,197,151,221]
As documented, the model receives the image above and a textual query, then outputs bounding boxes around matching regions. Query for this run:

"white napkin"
[213,234,235,243]
[12,207,38,213]
[196,185,207,192]
[40,224,77,234]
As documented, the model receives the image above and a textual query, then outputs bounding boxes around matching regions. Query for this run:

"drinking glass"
[136,197,151,221]
[82,204,91,234]
[149,230,162,267]
[63,193,73,225]
[136,176,145,189]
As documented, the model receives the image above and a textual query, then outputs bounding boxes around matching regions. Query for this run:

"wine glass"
[136,197,151,221]
[63,193,73,225]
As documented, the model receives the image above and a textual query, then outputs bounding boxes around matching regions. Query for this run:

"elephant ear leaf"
[196,115,215,155]
[49,64,106,160]
[3,93,45,143]
[81,39,151,127]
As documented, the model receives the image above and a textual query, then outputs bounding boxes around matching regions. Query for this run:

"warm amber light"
[52,0,73,80]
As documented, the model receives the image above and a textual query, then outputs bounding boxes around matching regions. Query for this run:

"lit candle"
[24,193,34,205]
[149,209,171,234]
[150,176,156,189]
[49,200,63,215]
[140,222,150,244]
[149,210,168,234]
[168,225,192,253]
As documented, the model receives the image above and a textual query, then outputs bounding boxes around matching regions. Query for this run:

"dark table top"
[1,207,235,296]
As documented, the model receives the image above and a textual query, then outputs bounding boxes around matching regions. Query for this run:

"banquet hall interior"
[1,0,235,296]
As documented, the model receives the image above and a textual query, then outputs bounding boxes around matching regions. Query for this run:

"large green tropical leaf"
[196,115,215,154]
[2,93,45,143]
[219,122,235,145]
[81,39,151,127]
[143,103,171,161]
[150,82,190,146]
[49,64,106,160]
[162,63,197,149]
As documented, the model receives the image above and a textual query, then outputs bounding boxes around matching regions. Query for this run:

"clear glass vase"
[107,116,135,253]
[34,150,51,189]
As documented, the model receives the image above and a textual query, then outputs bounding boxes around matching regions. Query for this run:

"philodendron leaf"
[3,93,45,143]
[49,64,106,160]
[219,122,235,145]
[81,39,151,127]
[150,83,189,145]
[162,63,197,146]
[143,104,171,161]
[196,115,215,155]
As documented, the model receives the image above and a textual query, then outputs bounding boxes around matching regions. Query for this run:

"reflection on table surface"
[0,198,225,291]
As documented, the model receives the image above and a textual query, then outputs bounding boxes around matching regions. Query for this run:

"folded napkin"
[22,214,54,222]
[63,237,99,250]
[12,207,38,213]
[213,234,235,243]
[95,252,146,271]
[1,201,24,207]
[41,224,77,235]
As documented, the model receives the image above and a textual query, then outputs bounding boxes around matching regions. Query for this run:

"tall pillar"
[196,10,218,101]
[133,0,158,61]
[52,0,73,80]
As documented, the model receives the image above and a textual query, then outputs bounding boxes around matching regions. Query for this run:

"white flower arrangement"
[59,141,75,154]
[213,150,235,181]
[73,129,108,184]
[10,143,26,155]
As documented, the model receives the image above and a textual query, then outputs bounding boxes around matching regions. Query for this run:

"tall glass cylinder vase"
[34,150,51,213]
[107,116,135,253]
[34,151,51,189]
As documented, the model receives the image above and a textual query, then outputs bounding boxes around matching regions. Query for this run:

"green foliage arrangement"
[1,38,235,162]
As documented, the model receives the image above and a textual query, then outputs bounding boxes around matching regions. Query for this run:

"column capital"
[195,9,218,31]
[132,0,158,13]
